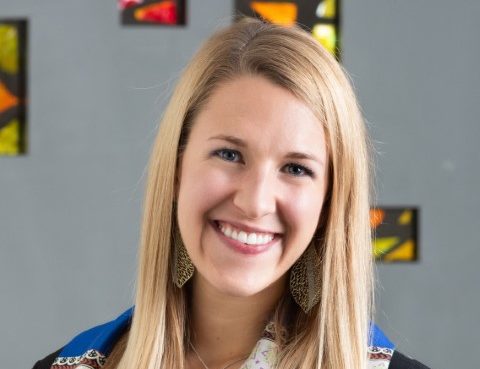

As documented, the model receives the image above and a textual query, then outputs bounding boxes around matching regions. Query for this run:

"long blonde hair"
[113,18,373,369]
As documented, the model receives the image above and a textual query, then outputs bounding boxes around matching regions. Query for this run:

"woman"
[33,18,431,369]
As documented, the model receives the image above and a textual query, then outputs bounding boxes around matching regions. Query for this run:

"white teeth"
[247,233,257,244]
[217,221,275,245]
[238,231,248,243]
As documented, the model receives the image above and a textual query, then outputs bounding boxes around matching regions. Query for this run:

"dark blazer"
[32,348,431,369]
[31,307,432,369]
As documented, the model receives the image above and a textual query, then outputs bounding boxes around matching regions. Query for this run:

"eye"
[212,148,242,163]
[284,163,315,178]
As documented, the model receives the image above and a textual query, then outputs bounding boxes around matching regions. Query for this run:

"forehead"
[190,75,327,159]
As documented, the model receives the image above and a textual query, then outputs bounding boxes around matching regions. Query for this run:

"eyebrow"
[209,135,246,147]
[208,134,324,165]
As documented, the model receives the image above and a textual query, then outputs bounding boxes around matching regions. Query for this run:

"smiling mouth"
[212,220,280,246]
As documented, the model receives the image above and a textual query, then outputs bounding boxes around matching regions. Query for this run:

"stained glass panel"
[235,0,341,59]
[0,19,27,156]
[121,0,186,26]
[371,207,419,262]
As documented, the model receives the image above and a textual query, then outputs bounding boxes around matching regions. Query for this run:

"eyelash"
[211,147,315,178]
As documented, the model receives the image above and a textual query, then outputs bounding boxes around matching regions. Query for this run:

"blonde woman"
[33,18,431,369]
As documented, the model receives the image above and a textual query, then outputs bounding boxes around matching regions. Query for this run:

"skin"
[176,75,329,369]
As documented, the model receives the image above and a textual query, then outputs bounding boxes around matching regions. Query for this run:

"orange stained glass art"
[250,2,298,26]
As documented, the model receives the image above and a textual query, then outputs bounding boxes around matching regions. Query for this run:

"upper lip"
[214,219,282,235]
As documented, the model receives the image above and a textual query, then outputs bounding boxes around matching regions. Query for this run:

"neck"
[188,274,286,368]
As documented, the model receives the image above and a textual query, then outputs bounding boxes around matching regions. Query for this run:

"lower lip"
[210,220,280,255]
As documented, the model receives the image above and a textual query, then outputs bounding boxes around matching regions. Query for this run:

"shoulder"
[31,348,62,369]
[369,324,432,369]
[390,350,433,369]
[31,308,133,369]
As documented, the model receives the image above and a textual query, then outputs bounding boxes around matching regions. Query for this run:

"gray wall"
[0,1,477,369]
[344,2,480,367]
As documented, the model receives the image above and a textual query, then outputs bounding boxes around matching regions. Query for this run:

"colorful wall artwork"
[0,19,27,156]
[371,207,419,262]
[120,0,186,26]
[235,0,341,59]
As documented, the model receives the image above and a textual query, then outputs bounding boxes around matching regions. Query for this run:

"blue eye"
[284,163,315,178]
[213,148,242,162]
[211,148,315,178]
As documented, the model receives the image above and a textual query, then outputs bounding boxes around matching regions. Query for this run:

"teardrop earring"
[289,243,322,313]
[172,203,194,288]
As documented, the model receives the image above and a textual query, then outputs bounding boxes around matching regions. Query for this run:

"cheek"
[283,186,325,247]
[179,165,232,213]
[177,164,234,246]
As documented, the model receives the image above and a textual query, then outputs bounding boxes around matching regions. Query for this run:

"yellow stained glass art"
[316,0,336,18]
[312,23,337,54]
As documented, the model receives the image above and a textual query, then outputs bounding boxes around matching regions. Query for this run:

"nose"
[232,167,277,220]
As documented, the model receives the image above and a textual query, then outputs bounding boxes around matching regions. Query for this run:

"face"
[176,75,329,299]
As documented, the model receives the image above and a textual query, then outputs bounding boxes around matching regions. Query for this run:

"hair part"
[109,17,373,369]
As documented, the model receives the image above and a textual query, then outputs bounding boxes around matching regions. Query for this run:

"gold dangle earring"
[172,203,194,288]
[289,243,322,313]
